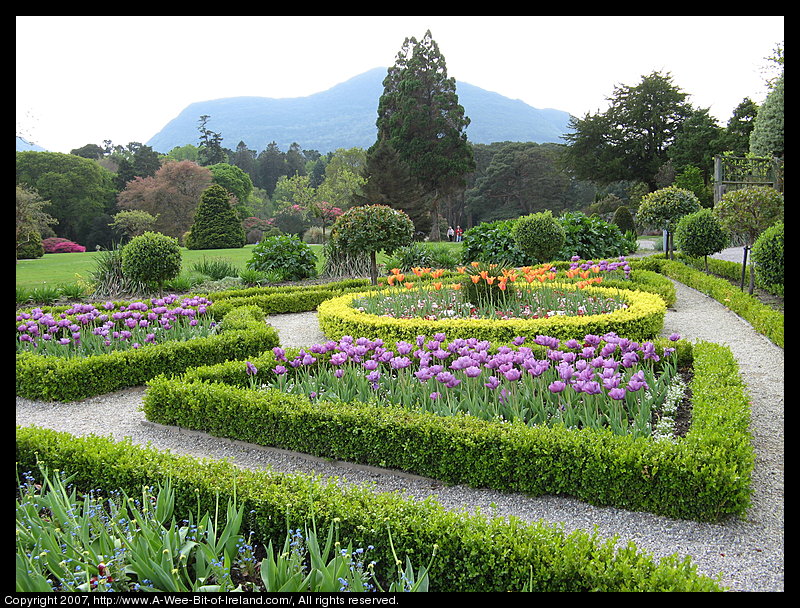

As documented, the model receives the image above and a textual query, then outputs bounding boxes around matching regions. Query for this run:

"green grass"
[15,243,467,292]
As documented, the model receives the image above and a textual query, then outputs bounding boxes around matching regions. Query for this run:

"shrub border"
[141,340,753,523]
[15,305,279,402]
[317,283,667,345]
[15,426,725,591]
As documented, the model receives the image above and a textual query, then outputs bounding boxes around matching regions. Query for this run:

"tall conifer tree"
[369,30,475,239]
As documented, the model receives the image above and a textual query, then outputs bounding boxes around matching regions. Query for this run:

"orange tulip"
[433,281,443,290]
[485,276,495,285]
[471,261,480,268]
[451,283,462,290]
[470,275,481,284]
[391,268,402,275]
[498,279,507,291]
[431,268,445,279]
[456,266,466,274]
[396,274,405,283]
[404,282,415,289]
[387,276,396,286]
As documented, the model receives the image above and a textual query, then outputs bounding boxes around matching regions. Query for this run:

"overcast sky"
[16,15,784,154]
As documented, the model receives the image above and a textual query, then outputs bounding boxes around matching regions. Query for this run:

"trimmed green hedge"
[15,426,725,591]
[15,305,279,402]
[141,340,753,522]
[633,256,783,348]
[318,283,667,345]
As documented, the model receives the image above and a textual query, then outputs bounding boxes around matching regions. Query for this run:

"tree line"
[17,33,782,256]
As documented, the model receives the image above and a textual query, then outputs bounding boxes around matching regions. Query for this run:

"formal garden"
[15,179,785,592]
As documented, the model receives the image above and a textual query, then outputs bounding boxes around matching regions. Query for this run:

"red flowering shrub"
[42,237,86,253]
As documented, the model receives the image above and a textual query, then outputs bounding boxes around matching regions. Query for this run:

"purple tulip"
[484,375,501,390]
[245,361,258,376]
[608,388,627,400]
[548,381,567,393]
[464,366,482,378]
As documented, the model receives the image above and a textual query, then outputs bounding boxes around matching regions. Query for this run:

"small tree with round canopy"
[330,204,414,285]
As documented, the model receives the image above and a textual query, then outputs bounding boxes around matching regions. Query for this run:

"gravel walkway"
[15,276,783,592]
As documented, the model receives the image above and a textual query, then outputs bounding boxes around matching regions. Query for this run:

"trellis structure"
[713,155,784,204]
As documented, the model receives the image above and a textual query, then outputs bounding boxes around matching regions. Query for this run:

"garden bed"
[141,335,753,522]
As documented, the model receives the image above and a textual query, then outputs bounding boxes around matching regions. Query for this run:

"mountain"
[16,136,46,152]
[146,67,572,154]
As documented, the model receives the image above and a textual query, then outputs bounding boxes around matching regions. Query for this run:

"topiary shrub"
[511,210,565,264]
[751,221,784,294]
[611,205,636,234]
[330,204,414,285]
[674,209,730,271]
[636,186,702,259]
[246,234,318,282]
[121,231,182,294]
[185,184,246,250]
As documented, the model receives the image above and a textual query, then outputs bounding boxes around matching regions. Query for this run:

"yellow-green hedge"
[318,283,666,345]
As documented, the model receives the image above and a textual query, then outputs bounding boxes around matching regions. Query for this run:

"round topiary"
[121,231,182,293]
[751,221,784,292]
[330,204,414,285]
[185,183,246,250]
[611,205,636,235]
[674,209,730,270]
[512,210,565,264]
[636,186,702,259]
[246,234,318,281]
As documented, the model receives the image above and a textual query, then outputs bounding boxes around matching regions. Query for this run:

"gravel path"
[15,277,783,592]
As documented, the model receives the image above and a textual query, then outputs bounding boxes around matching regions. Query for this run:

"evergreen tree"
[750,72,784,157]
[197,115,226,166]
[371,30,475,240]
[185,183,245,250]
[564,71,693,189]
[256,142,287,195]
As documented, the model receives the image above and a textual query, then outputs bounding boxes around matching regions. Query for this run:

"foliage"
[673,165,712,207]
[383,242,461,272]
[330,205,414,284]
[713,186,784,246]
[512,210,566,264]
[751,221,784,293]
[461,219,526,267]
[674,209,730,269]
[121,232,182,293]
[209,162,254,207]
[185,184,246,250]
[109,209,158,242]
[374,30,475,239]
[246,235,318,281]
[16,151,117,248]
[636,186,701,259]
[88,245,151,298]
[17,427,725,590]
[556,212,636,261]
[42,237,86,253]
[117,161,213,240]
[15,304,279,401]
[16,184,57,259]
[611,205,636,234]
[563,71,693,189]
[749,72,784,157]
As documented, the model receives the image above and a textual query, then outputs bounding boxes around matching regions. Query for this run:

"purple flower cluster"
[16,295,214,356]
[569,256,632,279]
[266,331,680,425]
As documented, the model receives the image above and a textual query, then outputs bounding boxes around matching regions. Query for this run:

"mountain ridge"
[146,67,573,154]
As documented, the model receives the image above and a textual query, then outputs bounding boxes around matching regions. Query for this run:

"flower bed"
[142,335,752,522]
[318,283,667,345]
[15,303,279,402]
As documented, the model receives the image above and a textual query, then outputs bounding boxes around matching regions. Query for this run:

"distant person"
[447,226,455,241]
[455,226,463,242]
